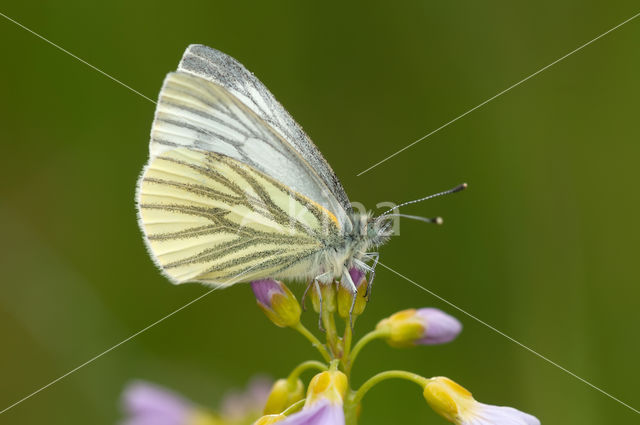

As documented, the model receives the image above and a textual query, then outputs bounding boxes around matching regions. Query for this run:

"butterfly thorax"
[308,212,392,284]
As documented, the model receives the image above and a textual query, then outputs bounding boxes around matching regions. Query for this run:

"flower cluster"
[121,270,540,425]
[121,377,271,425]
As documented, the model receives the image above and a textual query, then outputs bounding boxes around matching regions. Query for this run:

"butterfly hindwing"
[137,147,341,285]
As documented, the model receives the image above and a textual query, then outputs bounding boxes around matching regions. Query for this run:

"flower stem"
[345,329,386,374]
[350,370,429,406]
[293,323,332,363]
[342,319,353,358]
[321,306,340,357]
[287,360,327,385]
[329,359,340,371]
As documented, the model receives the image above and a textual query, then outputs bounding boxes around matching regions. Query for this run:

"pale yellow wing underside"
[137,147,340,286]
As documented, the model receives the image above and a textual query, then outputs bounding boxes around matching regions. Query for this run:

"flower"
[423,377,540,425]
[263,371,348,425]
[252,279,301,327]
[268,400,343,425]
[305,370,348,406]
[122,378,271,425]
[337,268,368,319]
[121,380,218,425]
[263,378,305,415]
[376,308,462,347]
[220,376,273,421]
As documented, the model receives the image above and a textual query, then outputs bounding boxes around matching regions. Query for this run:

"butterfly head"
[344,212,395,251]
[368,214,396,247]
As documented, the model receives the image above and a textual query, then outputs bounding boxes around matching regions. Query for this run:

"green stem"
[344,370,429,424]
[341,321,353,374]
[287,360,327,384]
[347,329,386,372]
[293,323,332,363]
[329,359,340,371]
[344,402,359,425]
[351,370,429,405]
[321,307,340,357]
[281,398,305,415]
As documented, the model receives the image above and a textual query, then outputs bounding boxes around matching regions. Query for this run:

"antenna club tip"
[453,182,468,193]
[435,217,444,225]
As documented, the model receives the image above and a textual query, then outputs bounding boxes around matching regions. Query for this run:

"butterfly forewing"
[137,45,358,285]
[177,44,352,215]
[138,148,341,285]
[150,71,350,227]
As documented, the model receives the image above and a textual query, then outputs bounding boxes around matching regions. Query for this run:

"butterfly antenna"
[382,213,443,225]
[381,183,467,216]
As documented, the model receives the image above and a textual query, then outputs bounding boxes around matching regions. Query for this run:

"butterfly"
[136,45,462,297]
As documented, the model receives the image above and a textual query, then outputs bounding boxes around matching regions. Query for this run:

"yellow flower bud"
[422,376,540,425]
[376,309,425,347]
[310,282,337,314]
[263,378,305,415]
[423,377,473,422]
[251,280,301,328]
[253,413,286,425]
[305,370,348,406]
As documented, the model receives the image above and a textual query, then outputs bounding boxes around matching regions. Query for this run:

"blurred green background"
[1,1,639,424]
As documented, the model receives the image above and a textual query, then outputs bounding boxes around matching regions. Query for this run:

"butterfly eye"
[367,216,394,241]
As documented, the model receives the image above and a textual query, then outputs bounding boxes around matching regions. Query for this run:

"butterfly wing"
[137,147,341,285]
[175,44,351,216]
[150,70,350,227]
[138,46,355,284]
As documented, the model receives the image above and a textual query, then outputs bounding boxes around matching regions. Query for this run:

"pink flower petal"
[277,400,344,425]
[121,381,193,425]
[464,403,540,425]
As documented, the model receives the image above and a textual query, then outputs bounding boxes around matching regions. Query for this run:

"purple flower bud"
[348,267,366,288]
[415,308,462,345]
[252,279,286,307]
[251,279,301,327]
[376,308,462,347]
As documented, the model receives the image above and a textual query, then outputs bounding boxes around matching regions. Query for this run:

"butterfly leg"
[362,252,380,300]
[313,280,325,332]
[343,267,358,330]
[301,280,313,311]
[302,272,331,311]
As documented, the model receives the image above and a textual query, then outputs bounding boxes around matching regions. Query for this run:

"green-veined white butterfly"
[136,45,462,295]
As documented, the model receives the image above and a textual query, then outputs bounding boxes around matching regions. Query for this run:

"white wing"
[137,148,342,285]
[150,71,349,227]
[176,44,351,215]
